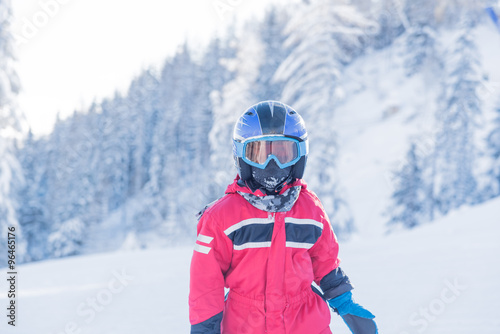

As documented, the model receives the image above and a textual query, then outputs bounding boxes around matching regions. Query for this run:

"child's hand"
[328,292,378,334]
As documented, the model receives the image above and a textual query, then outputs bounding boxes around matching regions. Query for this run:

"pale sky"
[10,0,290,136]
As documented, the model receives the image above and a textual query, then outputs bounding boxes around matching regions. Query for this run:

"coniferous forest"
[1,0,500,265]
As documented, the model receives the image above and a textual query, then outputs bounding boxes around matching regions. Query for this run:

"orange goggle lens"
[244,140,299,166]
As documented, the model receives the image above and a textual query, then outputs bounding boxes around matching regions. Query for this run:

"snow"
[336,197,500,334]
[3,3,500,333]
[335,44,439,237]
[13,6,500,260]
[334,20,500,238]
[0,248,191,334]
[1,197,498,333]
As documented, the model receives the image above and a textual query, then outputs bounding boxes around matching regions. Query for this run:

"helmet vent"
[246,111,254,116]
[288,111,296,115]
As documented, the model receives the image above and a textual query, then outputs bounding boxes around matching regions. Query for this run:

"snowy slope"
[1,197,499,334]
[335,197,500,334]
[335,43,439,238]
[334,22,500,238]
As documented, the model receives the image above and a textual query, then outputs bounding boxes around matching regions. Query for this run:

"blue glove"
[328,292,378,334]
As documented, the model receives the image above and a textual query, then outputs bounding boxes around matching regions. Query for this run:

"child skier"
[189,101,377,334]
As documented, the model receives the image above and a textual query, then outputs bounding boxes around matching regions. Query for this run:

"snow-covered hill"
[1,196,498,334]
[11,1,500,263]
[335,22,500,238]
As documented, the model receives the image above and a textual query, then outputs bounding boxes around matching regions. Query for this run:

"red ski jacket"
[189,177,341,334]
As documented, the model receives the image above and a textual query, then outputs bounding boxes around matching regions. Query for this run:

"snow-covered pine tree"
[17,130,50,261]
[126,70,161,195]
[147,35,236,231]
[276,0,371,108]
[203,36,235,94]
[403,25,440,77]
[121,70,166,239]
[99,95,132,212]
[433,21,482,214]
[178,37,233,219]
[370,0,405,49]
[166,43,216,238]
[84,102,113,224]
[393,0,445,83]
[159,44,202,238]
[43,116,71,224]
[33,111,98,258]
[143,71,173,240]
[58,112,96,221]
[0,0,19,112]
[350,0,372,14]
[434,0,486,28]
[0,0,26,266]
[148,58,179,199]
[47,217,85,258]
[0,139,24,266]
[403,0,438,28]
[209,24,262,192]
[486,101,500,197]
[255,6,289,101]
[138,41,220,242]
[275,0,373,236]
[388,142,429,229]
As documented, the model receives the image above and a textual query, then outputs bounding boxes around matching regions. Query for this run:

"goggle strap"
[234,141,244,157]
[298,141,308,155]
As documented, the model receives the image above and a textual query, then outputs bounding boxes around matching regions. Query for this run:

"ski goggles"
[234,136,308,169]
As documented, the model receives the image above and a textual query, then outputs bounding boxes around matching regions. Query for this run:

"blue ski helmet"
[232,101,308,181]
